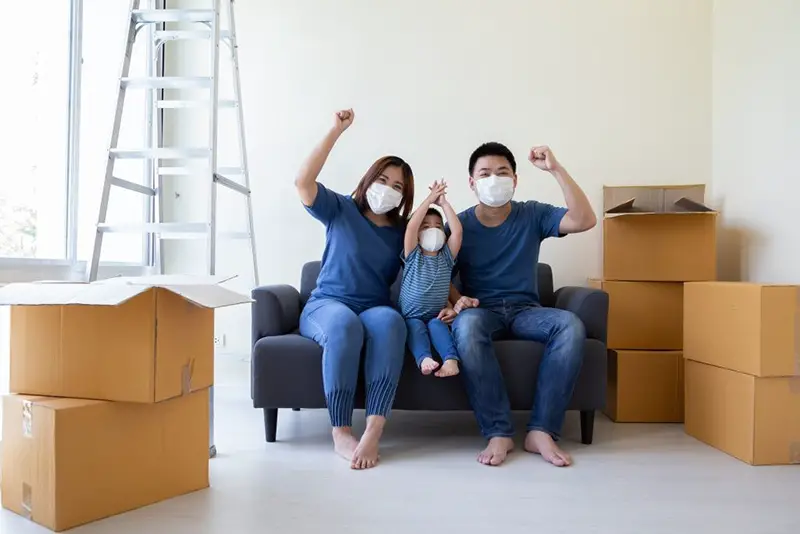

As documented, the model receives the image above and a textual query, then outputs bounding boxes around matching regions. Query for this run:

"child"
[397,181,463,377]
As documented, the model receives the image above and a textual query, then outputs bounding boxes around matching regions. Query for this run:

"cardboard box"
[684,282,799,377]
[588,280,683,350]
[0,275,250,403]
[605,350,684,423]
[1,388,210,531]
[684,360,800,466]
[602,185,717,282]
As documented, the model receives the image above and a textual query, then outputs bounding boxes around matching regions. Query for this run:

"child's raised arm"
[404,181,447,257]
[439,194,462,258]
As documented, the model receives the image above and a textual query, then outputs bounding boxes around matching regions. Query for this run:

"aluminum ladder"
[86,0,259,459]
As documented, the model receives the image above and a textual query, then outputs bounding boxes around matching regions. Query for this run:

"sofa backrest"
[300,261,556,308]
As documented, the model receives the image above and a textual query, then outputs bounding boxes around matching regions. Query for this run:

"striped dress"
[397,245,455,321]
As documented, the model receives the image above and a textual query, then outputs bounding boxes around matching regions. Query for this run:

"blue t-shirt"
[397,244,455,321]
[454,201,567,307]
[305,183,405,313]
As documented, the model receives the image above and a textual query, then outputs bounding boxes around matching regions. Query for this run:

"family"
[295,109,596,470]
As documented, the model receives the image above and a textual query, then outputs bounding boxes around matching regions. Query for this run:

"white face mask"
[474,175,515,207]
[366,183,403,215]
[419,228,446,252]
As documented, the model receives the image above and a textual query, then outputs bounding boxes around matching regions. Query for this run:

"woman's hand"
[437,307,457,325]
[453,296,479,313]
[332,109,355,134]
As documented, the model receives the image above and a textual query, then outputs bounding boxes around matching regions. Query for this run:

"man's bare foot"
[477,436,514,466]
[420,357,440,375]
[332,427,359,461]
[524,430,572,467]
[435,359,460,378]
[351,416,385,470]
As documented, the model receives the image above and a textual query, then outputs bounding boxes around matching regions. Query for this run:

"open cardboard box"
[0,275,252,403]
[602,185,717,282]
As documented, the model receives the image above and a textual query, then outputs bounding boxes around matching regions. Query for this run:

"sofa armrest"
[251,285,302,344]
[554,286,609,343]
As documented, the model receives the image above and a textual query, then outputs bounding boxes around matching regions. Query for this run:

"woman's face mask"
[474,174,515,207]
[366,183,403,214]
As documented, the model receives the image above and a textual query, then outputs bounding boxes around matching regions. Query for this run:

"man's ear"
[512,173,518,188]
[468,176,476,190]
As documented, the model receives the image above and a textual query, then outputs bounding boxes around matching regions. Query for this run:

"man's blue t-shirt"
[305,184,404,313]
[454,201,567,307]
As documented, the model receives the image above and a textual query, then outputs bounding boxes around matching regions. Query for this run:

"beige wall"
[710,0,800,283]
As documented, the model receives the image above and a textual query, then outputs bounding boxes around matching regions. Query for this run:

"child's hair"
[425,207,443,224]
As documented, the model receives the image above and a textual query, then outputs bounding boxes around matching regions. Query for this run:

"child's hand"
[427,180,447,205]
[437,307,457,324]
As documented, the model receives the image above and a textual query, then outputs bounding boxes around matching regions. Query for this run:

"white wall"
[165,0,713,355]
[710,0,800,283]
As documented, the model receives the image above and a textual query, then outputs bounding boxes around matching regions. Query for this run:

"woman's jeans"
[405,317,459,367]
[299,298,407,427]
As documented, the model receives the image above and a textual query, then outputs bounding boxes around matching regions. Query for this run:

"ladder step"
[214,174,250,196]
[121,77,212,89]
[111,148,211,159]
[157,99,237,109]
[154,29,232,41]
[132,9,215,24]
[97,223,251,240]
[110,177,156,196]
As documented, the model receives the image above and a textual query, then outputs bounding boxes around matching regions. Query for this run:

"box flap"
[161,284,252,308]
[0,282,150,306]
[97,274,236,286]
[603,185,715,215]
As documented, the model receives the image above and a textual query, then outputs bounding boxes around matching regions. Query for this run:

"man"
[447,142,596,467]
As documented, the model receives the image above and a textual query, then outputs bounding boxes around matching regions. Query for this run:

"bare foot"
[524,430,572,467]
[477,437,514,466]
[420,357,440,375]
[332,428,359,461]
[435,359,460,378]
[352,427,382,470]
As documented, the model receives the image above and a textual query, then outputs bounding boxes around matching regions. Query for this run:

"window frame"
[0,0,156,282]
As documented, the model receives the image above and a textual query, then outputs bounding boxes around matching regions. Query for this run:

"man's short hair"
[468,142,517,176]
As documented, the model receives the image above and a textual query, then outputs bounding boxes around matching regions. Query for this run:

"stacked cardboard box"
[596,185,717,423]
[0,276,250,531]
[683,282,800,465]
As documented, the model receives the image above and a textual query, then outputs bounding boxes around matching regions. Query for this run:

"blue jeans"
[299,298,407,427]
[451,303,585,440]
[405,318,459,367]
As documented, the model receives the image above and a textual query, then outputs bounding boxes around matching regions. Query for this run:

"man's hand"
[529,146,560,172]
[453,296,479,313]
[333,109,355,134]
[437,307,457,325]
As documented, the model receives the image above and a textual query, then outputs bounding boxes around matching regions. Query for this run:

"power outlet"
[214,334,226,348]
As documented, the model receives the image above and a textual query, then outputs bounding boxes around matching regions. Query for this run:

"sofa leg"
[580,410,595,445]
[264,408,278,443]
[292,408,300,412]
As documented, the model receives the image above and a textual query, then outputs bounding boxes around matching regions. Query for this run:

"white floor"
[2,355,799,534]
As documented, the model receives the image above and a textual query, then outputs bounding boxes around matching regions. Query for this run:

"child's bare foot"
[420,357,439,375]
[435,359,460,377]
[332,427,359,461]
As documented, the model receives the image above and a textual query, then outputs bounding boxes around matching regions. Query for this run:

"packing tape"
[22,400,33,438]
[181,359,195,396]
[21,483,32,519]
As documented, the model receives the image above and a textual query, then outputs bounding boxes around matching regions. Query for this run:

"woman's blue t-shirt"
[305,184,404,313]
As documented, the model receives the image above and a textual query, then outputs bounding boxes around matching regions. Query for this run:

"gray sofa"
[251,261,609,445]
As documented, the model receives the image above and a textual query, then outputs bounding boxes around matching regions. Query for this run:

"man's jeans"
[451,303,586,439]
[405,317,459,368]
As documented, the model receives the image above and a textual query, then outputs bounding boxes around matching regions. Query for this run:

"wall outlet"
[214,334,226,348]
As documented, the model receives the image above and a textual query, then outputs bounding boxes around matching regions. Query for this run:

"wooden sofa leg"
[292,408,300,411]
[580,410,595,445]
[264,408,278,443]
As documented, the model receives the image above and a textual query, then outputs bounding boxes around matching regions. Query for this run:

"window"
[2,2,71,259]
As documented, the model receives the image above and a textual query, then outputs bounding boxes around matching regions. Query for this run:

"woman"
[295,108,414,470]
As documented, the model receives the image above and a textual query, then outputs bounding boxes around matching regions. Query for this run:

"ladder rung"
[111,148,211,160]
[132,9,215,24]
[217,167,243,175]
[121,77,212,89]
[154,29,232,41]
[99,222,208,237]
[157,100,237,109]
[214,174,250,196]
[110,177,156,196]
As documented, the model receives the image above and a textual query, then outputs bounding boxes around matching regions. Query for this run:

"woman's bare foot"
[352,416,385,470]
[332,427,359,461]
[477,436,514,466]
[524,430,572,467]
[435,359,460,378]
[420,357,440,375]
